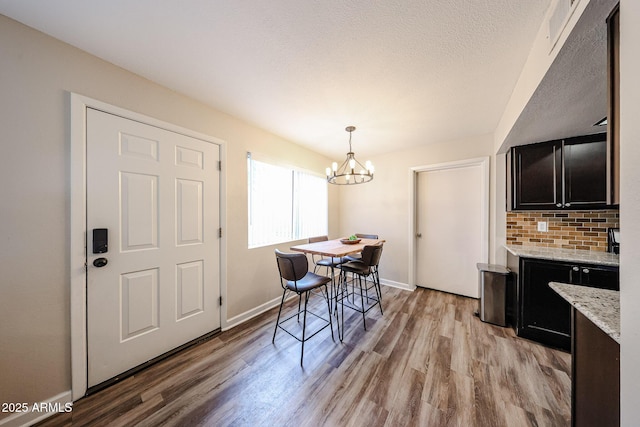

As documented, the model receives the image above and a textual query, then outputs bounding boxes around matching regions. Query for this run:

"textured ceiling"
[0,0,552,158]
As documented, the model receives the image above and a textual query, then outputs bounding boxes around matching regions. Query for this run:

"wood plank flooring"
[38,286,571,426]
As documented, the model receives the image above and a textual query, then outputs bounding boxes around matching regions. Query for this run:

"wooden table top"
[290,238,384,257]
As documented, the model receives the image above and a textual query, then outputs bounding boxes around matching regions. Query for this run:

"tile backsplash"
[506,210,619,252]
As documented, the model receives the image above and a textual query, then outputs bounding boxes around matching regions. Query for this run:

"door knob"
[93,257,108,268]
[416,233,422,238]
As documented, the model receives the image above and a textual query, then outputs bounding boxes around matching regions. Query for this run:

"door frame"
[69,93,227,400]
[408,157,489,289]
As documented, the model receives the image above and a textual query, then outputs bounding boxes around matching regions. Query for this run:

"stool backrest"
[355,233,378,239]
[308,235,329,244]
[275,249,308,282]
[361,244,383,267]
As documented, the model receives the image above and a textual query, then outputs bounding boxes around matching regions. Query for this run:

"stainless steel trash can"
[476,263,511,327]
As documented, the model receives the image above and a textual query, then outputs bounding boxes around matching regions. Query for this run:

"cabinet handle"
[573,266,580,272]
[565,203,571,207]
[556,203,563,208]
[582,268,589,274]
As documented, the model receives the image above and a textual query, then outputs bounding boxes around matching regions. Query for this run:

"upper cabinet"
[607,4,620,205]
[508,133,608,210]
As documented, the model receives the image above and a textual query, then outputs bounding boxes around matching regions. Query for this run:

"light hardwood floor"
[38,286,571,426]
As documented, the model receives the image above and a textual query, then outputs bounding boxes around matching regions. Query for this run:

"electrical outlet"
[537,221,548,232]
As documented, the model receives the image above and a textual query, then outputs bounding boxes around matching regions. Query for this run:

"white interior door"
[415,160,488,298]
[86,108,220,387]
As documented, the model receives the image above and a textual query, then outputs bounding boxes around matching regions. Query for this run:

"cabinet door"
[564,134,608,208]
[579,264,619,290]
[513,141,562,210]
[519,259,572,350]
[607,5,620,205]
[572,309,620,427]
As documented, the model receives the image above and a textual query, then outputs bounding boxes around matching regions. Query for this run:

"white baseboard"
[223,278,414,331]
[0,390,72,427]
[223,293,295,331]
[380,278,415,291]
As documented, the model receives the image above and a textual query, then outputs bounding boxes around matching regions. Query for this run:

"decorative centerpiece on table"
[340,235,361,244]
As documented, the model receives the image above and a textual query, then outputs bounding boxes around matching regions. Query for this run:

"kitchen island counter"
[549,282,619,343]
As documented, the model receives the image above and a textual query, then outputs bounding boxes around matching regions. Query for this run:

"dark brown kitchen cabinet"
[572,309,620,426]
[518,258,572,350]
[509,133,608,211]
[509,255,618,351]
[607,5,620,206]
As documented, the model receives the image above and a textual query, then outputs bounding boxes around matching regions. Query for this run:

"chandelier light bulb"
[332,162,338,172]
[326,167,331,176]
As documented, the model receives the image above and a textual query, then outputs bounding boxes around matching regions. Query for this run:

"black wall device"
[93,228,108,254]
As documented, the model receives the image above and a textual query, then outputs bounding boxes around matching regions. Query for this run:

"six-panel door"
[86,108,220,387]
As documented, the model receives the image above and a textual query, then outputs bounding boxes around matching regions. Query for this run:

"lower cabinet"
[519,259,572,350]
[507,255,619,351]
[572,309,620,426]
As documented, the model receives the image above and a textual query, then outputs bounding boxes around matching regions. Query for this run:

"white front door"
[86,108,220,387]
[415,160,488,298]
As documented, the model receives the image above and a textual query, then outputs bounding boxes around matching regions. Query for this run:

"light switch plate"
[537,221,548,232]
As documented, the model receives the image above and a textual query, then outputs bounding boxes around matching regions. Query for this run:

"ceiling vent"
[548,0,581,52]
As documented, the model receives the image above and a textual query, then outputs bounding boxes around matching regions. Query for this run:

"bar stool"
[337,243,384,340]
[308,235,345,314]
[343,233,379,262]
[273,249,334,365]
[308,235,345,275]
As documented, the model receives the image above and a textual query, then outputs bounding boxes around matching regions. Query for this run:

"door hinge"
[219,296,223,306]
[218,160,222,171]
[218,227,222,238]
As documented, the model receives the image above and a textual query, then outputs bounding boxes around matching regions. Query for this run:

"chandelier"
[326,126,374,185]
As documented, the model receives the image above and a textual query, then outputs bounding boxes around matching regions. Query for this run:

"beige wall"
[337,133,496,286]
[0,15,338,414]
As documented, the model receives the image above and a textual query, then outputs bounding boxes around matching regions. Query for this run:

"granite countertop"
[505,245,619,266]
[550,282,620,343]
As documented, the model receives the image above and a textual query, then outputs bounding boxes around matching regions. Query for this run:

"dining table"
[290,237,384,260]
[290,237,385,340]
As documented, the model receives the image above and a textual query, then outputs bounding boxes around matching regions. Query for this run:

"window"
[248,153,328,248]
